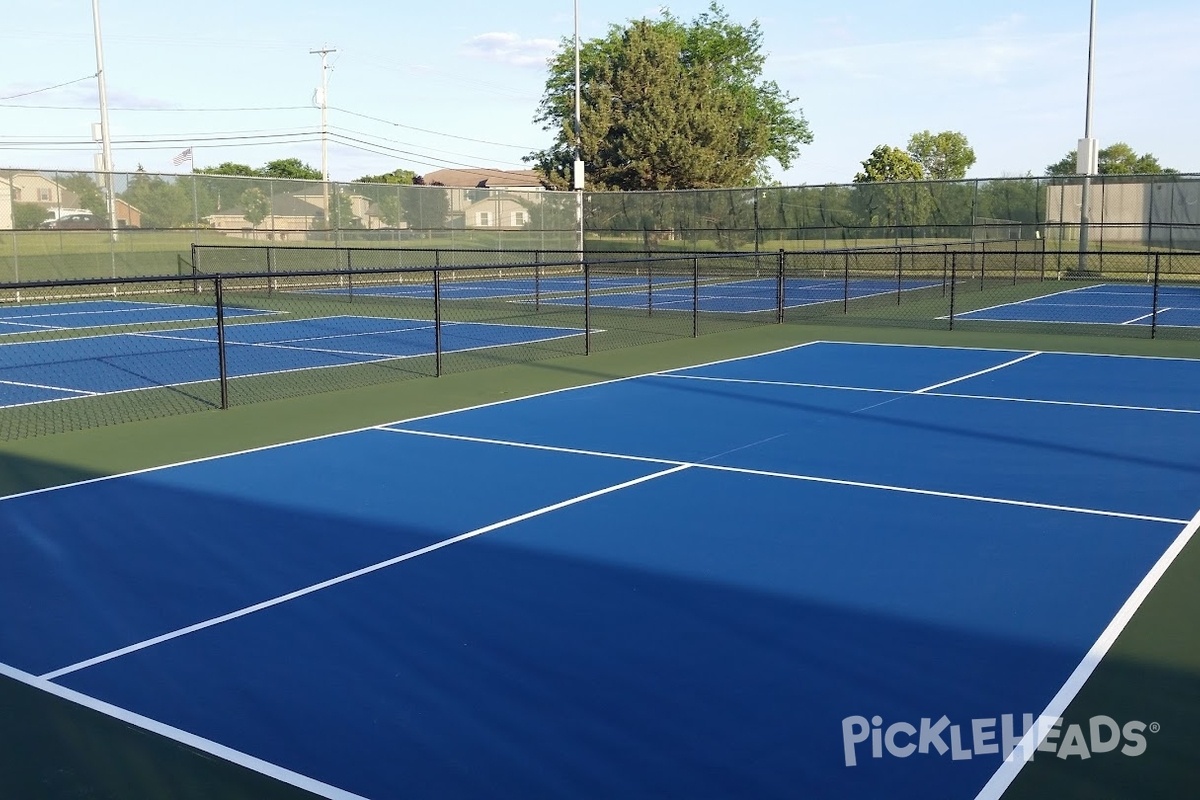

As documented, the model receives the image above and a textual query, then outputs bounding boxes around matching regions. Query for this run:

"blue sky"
[1,0,1197,185]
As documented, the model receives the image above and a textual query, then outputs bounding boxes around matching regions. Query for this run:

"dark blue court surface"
[539,277,938,313]
[1,342,1197,800]
[957,283,1200,327]
[0,298,270,334]
[307,274,649,300]
[0,316,584,408]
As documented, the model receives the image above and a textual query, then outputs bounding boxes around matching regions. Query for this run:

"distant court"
[0,314,584,408]
[955,283,1200,327]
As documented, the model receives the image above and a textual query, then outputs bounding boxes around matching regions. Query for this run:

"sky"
[1,0,1197,186]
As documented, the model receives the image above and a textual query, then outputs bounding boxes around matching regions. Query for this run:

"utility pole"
[91,0,117,241]
[1077,0,1098,274]
[310,46,336,225]
[573,0,584,260]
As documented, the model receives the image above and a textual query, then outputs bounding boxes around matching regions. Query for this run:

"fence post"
[949,253,957,330]
[190,243,200,294]
[647,258,653,316]
[584,258,592,355]
[1150,253,1161,340]
[692,256,699,337]
[534,251,541,311]
[214,275,229,410]
[942,245,948,297]
[433,265,443,376]
[266,246,275,296]
[896,247,903,305]
[777,248,786,323]
[980,245,986,292]
[346,249,354,303]
[842,250,850,313]
[1012,239,1019,285]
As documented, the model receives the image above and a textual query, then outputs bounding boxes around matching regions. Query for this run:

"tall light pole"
[90,0,117,238]
[311,46,336,223]
[1077,0,1098,273]
[573,0,584,259]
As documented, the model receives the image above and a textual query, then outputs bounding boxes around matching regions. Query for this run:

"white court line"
[0,660,370,800]
[914,352,1041,393]
[39,463,690,681]
[944,284,1100,318]
[0,379,99,396]
[0,341,823,502]
[974,505,1200,800]
[1122,309,1168,325]
[382,428,1188,525]
[654,373,1200,415]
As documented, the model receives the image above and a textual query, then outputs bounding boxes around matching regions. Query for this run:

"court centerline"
[37,463,691,681]
[380,427,1189,525]
[654,373,1200,415]
[914,352,1042,393]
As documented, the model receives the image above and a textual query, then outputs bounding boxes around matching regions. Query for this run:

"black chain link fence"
[0,245,1196,438]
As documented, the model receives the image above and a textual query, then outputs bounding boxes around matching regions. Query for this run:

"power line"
[0,75,97,101]
[329,106,538,150]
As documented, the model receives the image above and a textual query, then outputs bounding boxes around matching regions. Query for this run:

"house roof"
[422,168,547,189]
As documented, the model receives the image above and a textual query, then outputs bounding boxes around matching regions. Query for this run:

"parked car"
[38,213,105,230]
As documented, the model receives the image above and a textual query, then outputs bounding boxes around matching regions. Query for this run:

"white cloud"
[463,32,559,69]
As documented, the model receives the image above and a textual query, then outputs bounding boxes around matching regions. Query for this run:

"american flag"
[172,147,193,166]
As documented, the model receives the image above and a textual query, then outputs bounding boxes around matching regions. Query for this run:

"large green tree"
[259,158,322,180]
[120,172,193,228]
[196,162,258,177]
[57,173,107,216]
[12,202,50,229]
[240,188,270,227]
[355,168,417,185]
[529,3,811,191]
[853,146,924,183]
[1045,142,1176,176]
[196,159,323,180]
[906,130,976,180]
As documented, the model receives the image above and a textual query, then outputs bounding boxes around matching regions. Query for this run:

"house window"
[37,188,53,202]
[476,211,492,227]
[511,211,527,226]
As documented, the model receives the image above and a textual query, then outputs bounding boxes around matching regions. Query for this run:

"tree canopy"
[855,131,975,183]
[196,158,323,180]
[905,130,976,180]
[1045,142,1177,176]
[853,146,924,183]
[355,168,417,185]
[528,2,812,191]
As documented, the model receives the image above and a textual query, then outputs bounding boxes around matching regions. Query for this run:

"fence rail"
[0,246,1196,439]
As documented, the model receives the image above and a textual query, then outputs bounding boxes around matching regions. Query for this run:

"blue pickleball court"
[956,282,1200,327]
[0,315,585,408]
[1,342,1197,799]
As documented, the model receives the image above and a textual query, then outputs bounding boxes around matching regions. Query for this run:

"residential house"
[0,175,12,228]
[204,193,324,240]
[420,168,548,229]
[0,171,142,227]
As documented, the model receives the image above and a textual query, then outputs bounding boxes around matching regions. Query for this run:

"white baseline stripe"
[40,464,689,681]
[946,284,1101,318]
[974,506,1200,800]
[383,428,1188,525]
[1123,309,1167,325]
[0,660,369,800]
[0,379,99,396]
[656,373,1200,415]
[915,352,1042,393]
